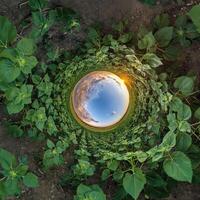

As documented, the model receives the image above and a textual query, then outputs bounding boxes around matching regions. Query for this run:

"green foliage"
[163,151,193,182]
[17,38,36,56]
[5,84,33,114]
[142,53,162,68]
[43,138,69,169]
[154,26,173,47]
[26,107,47,131]
[0,16,17,48]
[173,76,195,96]
[188,5,200,33]
[0,148,39,199]
[0,2,200,200]
[73,159,95,177]
[123,169,146,200]
[74,184,106,200]
[154,14,170,29]
[138,32,156,50]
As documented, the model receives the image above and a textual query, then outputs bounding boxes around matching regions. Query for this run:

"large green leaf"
[177,103,192,121]
[0,16,17,48]
[123,168,146,200]
[163,151,193,182]
[0,59,20,83]
[188,5,200,33]
[154,27,173,47]
[174,76,195,96]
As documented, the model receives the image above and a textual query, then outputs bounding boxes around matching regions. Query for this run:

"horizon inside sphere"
[71,71,130,128]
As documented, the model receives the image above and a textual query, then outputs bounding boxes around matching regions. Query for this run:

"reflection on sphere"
[72,71,130,128]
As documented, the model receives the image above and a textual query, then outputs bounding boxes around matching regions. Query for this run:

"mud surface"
[0,0,200,199]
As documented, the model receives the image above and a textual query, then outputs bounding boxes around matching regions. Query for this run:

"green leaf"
[4,178,20,195]
[0,59,20,83]
[142,53,162,68]
[154,14,170,29]
[161,131,176,149]
[23,172,39,188]
[107,160,119,171]
[163,151,193,182]
[138,32,156,50]
[146,172,167,187]
[0,148,16,170]
[75,184,106,200]
[178,120,191,133]
[163,45,180,61]
[6,124,24,137]
[47,116,58,135]
[123,168,146,200]
[177,103,192,121]
[17,56,38,74]
[29,0,47,10]
[194,107,200,120]
[154,27,173,47]
[0,16,17,47]
[134,151,148,163]
[47,139,55,149]
[175,15,187,28]
[101,169,110,181]
[177,133,192,152]
[5,84,33,114]
[17,38,36,55]
[0,48,18,62]
[174,76,195,96]
[16,164,28,176]
[187,5,200,33]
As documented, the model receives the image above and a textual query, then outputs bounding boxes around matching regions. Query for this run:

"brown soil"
[0,0,200,200]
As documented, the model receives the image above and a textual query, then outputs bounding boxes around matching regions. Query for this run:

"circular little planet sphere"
[71,71,130,128]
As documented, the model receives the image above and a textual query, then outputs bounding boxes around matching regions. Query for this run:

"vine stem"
[192,121,200,126]
[0,177,6,181]
[19,1,29,8]
[191,130,200,141]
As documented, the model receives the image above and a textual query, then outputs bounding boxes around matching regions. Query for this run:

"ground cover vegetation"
[0,0,200,199]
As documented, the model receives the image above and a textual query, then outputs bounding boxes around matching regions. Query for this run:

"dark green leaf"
[187,5,200,33]
[0,59,20,83]
[0,148,16,170]
[174,76,195,96]
[176,133,192,152]
[154,27,173,47]
[0,16,17,47]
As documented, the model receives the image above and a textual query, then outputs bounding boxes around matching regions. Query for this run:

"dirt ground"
[0,0,200,199]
